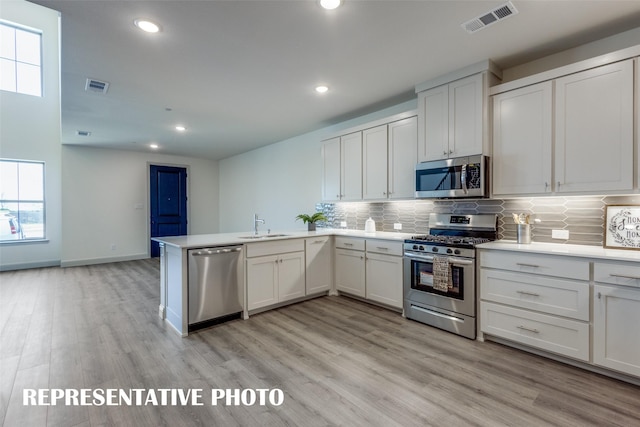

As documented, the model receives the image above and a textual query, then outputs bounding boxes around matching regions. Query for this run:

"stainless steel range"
[403,213,497,339]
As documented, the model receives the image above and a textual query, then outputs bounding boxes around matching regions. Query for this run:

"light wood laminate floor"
[1,259,639,426]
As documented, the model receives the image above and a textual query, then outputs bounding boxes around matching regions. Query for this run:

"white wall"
[218,100,416,233]
[0,0,62,270]
[502,27,640,82]
[61,146,219,266]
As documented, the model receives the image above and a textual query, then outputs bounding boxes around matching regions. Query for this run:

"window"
[0,21,42,97]
[0,159,45,242]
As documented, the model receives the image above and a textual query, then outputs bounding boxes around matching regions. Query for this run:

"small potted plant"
[295,212,328,231]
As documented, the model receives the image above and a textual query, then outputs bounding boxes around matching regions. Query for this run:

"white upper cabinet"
[554,59,634,193]
[637,57,640,190]
[362,124,389,200]
[418,73,487,162]
[388,116,418,199]
[321,137,341,201]
[492,81,553,195]
[322,111,416,202]
[362,117,418,201]
[341,132,363,201]
[321,132,362,202]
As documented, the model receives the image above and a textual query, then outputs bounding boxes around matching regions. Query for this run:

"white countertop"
[152,229,415,249]
[477,240,640,263]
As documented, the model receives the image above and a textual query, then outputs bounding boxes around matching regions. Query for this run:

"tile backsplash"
[317,194,640,246]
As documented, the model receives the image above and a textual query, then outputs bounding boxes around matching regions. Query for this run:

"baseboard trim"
[61,253,149,268]
[0,260,61,272]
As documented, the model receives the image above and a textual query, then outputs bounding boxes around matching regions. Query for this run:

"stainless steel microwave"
[415,155,489,199]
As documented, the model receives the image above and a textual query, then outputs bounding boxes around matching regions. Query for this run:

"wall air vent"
[462,1,518,34]
[85,78,110,94]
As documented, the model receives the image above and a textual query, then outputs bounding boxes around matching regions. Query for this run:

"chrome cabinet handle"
[516,263,540,268]
[517,325,540,334]
[344,243,354,247]
[376,247,389,251]
[610,273,640,280]
[517,290,540,297]
[545,182,549,191]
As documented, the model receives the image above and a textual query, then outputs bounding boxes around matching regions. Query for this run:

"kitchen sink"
[239,234,289,239]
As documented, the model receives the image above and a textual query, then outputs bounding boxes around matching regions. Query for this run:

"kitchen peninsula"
[153,229,412,337]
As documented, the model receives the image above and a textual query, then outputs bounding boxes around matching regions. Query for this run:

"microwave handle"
[461,163,468,194]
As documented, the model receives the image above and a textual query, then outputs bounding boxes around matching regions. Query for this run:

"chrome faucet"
[253,213,265,235]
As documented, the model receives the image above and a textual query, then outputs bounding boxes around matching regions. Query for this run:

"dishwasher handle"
[191,246,242,256]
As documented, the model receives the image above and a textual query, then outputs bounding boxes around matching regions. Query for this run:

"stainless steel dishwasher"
[187,245,244,330]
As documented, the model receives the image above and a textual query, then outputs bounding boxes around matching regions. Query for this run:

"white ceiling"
[28,0,640,160]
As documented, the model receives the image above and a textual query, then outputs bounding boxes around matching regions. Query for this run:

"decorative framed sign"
[604,205,640,250]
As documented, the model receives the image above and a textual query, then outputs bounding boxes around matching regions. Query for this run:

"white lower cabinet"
[335,247,366,297]
[479,249,590,362]
[246,240,305,311]
[480,248,640,381]
[334,237,403,310]
[305,236,332,295]
[365,252,402,308]
[592,261,640,378]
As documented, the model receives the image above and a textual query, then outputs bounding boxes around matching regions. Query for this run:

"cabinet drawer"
[480,250,588,281]
[335,236,365,251]
[481,302,589,362]
[480,269,589,321]
[365,239,403,256]
[246,239,305,258]
[594,261,640,288]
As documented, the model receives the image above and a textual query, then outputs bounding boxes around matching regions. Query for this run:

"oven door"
[403,252,475,317]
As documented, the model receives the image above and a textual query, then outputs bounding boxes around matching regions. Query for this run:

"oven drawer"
[335,237,365,251]
[480,250,589,281]
[481,302,589,362]
[480,269,589,321]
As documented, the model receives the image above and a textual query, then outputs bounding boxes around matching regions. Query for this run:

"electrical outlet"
[110,244,117,250]
[393,223,402,231]
[552,229,570,239]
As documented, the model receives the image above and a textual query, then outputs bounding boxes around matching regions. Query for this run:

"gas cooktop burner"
[409,235,493,247]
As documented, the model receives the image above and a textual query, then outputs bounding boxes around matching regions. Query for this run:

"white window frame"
[0,20,43,97]
[0,159,46,243]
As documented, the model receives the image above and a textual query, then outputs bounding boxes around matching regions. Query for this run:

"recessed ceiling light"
[175,125,186,132]
[320,0,342,10]
[315,85,329,94]
[134,19,161,33]
[149,143,159,149]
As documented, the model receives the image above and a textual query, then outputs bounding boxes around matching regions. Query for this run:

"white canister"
[365,217,376,233]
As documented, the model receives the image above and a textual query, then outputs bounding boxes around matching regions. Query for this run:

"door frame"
[147,162,190,257]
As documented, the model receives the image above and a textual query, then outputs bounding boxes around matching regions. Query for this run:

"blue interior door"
[150,165,188,257]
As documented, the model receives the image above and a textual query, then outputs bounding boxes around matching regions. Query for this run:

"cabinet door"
[388,116,417,199]
[335,248,365,298]
[492,82,553,195]
[247,255,278,311]
[637,58,640,190]
[278,251,306,302]
[362,125,389,200]
[449,73,483,158]
[321,137,341,201]
[341,132,363,201]
[418,84,448,161]
[593,284,640,377]
[555,60,634,193]
[305,237,332,295]
[365,252,403,309]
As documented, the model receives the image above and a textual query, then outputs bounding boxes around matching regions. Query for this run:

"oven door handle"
[404,253,474,266]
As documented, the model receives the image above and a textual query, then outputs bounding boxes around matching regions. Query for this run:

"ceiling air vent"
[462,1,518,34]
[85,78,110,94]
